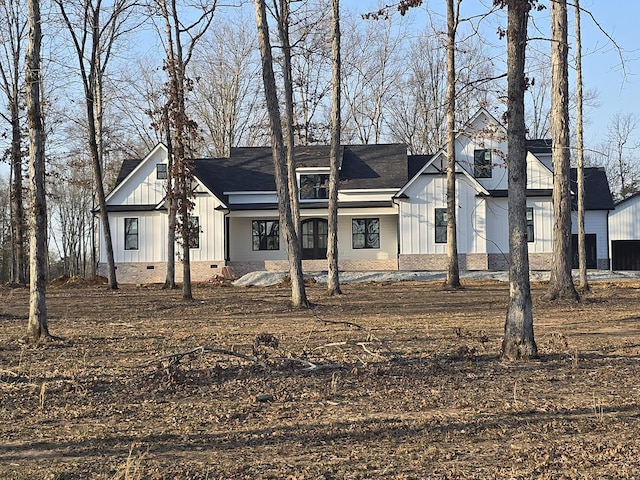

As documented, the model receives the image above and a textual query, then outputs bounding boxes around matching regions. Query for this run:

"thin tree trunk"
[10,101,27,284]
[502,0,537,360]
[574,0,588,292]
[26,0,50,341]
[276,0,301,239]
[547,0,579,301]
[327,0,341,296]
[444,0,461,290]
[163,106,177,289]
[254,0,308,308]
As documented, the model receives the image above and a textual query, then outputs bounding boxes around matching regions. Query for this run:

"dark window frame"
[435,208,447,244]
[352,218,380,249]
[474,149,492,178]
[299,173,330,200]
[252,220,280,251]
[526,207,534,243]
[156,163,167,180]
[189,216,200,249]
[124,218,139,250]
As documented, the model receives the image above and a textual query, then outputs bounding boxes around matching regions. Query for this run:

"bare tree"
[547,0,579,301]
[603,112,640,200]
[444,0,461,290]
[0,176,12,282]
[288,1,331,145]
[327,0,341,296]
[272,0,302,238]
[499,0,538,360]
[254,0,308,308]
[189,18,266,157]
[0,0,27,284]
[342,16,404,144]
[574,0,588,292]
[152,0,216,300]
[26,0,50,341]
[55,0,141,289]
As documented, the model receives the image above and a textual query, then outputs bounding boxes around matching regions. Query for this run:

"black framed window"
[435,208,447,244]
[526,207,534,243]
[156,163,167,179]
[189,216,200,249]
[352,218,380,249]
[300,174,329,199]
[474,149,492,178]
[124,218,138,250]
[252,220,279,251]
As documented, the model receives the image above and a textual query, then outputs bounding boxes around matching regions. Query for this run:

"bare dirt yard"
[1,277,640,479]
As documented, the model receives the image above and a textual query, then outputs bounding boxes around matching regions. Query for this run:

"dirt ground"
[1,277,640,479]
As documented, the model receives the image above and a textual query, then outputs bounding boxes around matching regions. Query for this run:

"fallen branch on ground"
[310,309,402,359]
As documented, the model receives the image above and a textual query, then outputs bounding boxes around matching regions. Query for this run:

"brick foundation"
[399,254,489,271]
[229,258,398,277]
[98,261,227,285]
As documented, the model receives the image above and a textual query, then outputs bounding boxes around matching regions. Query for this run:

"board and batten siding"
[609,196,640,241]
[102,211,166,263]
[101,194,226,264]
[108,147,167,206]
[572,210,610,260]
[398,174,486,255]
[484,197,554,255]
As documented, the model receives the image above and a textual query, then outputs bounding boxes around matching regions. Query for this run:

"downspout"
[392,196,401,271]
[607,208,611,271]
[223,209,230,263]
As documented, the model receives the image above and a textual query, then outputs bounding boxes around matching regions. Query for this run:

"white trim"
[224,190,275,195]
[296,166,331,172]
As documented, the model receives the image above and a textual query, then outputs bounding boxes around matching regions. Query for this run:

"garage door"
[612,240,640,270]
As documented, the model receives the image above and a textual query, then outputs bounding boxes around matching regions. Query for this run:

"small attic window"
[300,174,329,200]
[156,163,167,180]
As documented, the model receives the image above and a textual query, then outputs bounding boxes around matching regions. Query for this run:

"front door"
[301,218,328,260]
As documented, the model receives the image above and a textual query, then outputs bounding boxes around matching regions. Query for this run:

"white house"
[98,109,616,284]
[609,192,640,270]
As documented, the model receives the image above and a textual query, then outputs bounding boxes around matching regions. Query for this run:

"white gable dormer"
[106,143,169,207]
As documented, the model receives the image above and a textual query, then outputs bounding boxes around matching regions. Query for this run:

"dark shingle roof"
[195,144,408,202]
[570,167,615,210]
[407,154,434,178]
[526,139,552,155]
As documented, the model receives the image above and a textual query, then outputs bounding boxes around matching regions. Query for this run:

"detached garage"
[609,192,640,270]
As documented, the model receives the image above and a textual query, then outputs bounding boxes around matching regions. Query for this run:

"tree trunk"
[574,0,589,292]
[327,0,342,296]
[163,106,177,289]
[275,0,301,239]
[444,0,461,290]
[26,0,50,341]
[547,0,579,301]
[10,100,27,284]
[502,0,537,360]
[254,0,308,308]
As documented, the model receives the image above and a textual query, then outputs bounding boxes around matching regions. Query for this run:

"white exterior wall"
[609,196,640,241]
[108,146,168,206]
[189,194,226,262]
[398,175,486,255]
[101,195,226,264]
[101,211,167,263]
[572,210,610,260]
[228,210,397,263]
[484,197,554,254]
